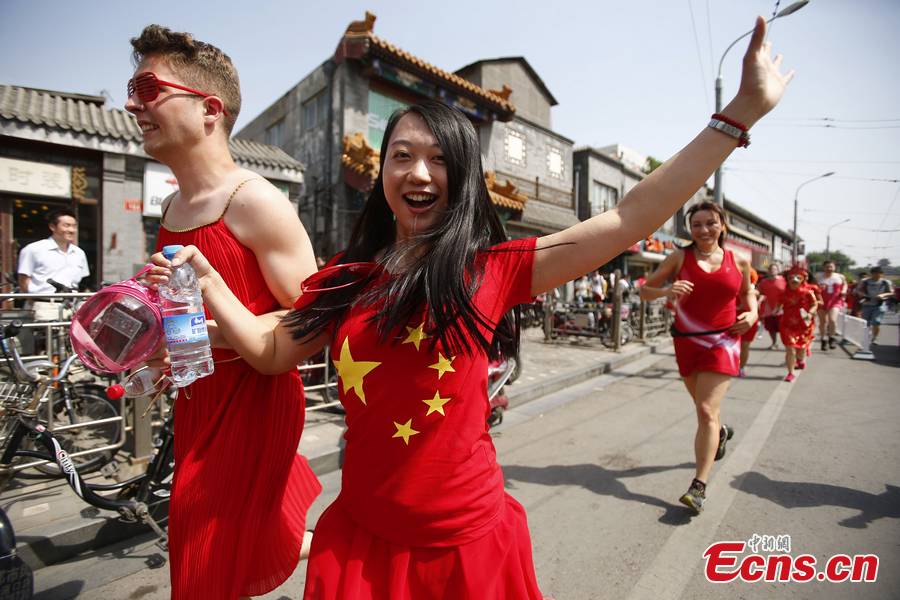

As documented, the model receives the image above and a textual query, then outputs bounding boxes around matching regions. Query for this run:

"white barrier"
[837,310,874,360]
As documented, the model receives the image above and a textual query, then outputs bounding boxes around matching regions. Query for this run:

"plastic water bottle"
[158,245,214,387]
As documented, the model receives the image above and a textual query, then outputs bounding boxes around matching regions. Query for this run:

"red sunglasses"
[127,72,229,116]
[293,262,381,311]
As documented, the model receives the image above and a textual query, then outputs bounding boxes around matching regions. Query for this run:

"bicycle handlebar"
[47,279,76,294]
[2,320,22,341]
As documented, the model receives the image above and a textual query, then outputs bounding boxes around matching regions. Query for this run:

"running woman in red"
[640,201,758,514]
[758,263,786,349]
[779,266,819,381]
[152,17,792,597]
[816,259,847,351]
[126,26,321,599]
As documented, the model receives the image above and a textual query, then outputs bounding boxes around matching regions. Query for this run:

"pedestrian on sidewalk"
[816,260,847,351]
[151,16,791,598]
[639,201,758,515]
[778,265,818,382]
[16,208,90,321]
[126,25,321,600]
[857,266,894,344]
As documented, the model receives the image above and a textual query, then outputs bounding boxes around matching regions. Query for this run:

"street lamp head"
[823,171,835,177]
[776,0,810,18]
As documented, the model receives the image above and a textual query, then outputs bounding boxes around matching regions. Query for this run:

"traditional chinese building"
[0,85,304,287]
[236,12,576,257]
[573,145,690,279]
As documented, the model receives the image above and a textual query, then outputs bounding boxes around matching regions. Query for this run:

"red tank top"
[675,249,742,332]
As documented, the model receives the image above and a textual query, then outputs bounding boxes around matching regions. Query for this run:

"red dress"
[158,218,321,599]
[672,250,742,377]
[303,238,544,600]
[779,285,818,349]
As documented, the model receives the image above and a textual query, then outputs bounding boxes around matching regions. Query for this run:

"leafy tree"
[806,249,854,272]
[877,258,891,269]
[645,156,663,173]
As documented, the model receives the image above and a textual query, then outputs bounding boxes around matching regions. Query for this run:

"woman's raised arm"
[531,16,793,297]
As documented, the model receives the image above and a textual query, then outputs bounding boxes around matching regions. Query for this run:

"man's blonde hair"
[130,25,240,135]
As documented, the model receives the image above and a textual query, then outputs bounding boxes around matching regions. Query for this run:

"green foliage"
[806,249,855,272]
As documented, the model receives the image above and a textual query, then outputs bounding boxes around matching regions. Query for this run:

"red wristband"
[711,113,749,132]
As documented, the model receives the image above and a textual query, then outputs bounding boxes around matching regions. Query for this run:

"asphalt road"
[36,323,900,599]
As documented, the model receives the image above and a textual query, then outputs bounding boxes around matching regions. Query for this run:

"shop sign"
[143,162,179,217]
[0,157,71,198]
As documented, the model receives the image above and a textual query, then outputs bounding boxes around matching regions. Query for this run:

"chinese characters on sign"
[0,157,72,198]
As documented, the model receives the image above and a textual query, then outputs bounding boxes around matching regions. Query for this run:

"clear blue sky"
[2,0,898,268]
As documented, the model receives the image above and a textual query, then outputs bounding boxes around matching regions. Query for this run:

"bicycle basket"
[70,266,163,374]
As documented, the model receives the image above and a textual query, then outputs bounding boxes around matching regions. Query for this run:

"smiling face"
[824,261,835,275]
[49,215,77,246]
[381,113,449,243]
[124,55,210,159]
[689,209,725,248]
[788,273,804,288]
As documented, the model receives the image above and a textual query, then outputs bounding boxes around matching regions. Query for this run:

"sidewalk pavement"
[11,327,672,572]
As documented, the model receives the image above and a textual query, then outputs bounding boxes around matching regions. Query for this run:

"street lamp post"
[713,0,810,206]
[825,218,850,261]
[792,171,835,263]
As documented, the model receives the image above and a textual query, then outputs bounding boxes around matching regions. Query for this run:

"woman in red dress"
[640,202,757,514]
[152,17,791,597]
[778,266,819,382]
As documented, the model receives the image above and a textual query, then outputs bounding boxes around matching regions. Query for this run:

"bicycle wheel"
[32,383,120,477]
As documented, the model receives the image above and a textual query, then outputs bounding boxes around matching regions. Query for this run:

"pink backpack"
[70,265,163,374]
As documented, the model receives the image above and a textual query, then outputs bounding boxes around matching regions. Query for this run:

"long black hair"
[283,100,519,360]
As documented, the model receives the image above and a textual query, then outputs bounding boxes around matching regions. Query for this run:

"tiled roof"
[366,34,515,115]
[0,84,142,140]
[0,85,303,172]
[335,13,514,118]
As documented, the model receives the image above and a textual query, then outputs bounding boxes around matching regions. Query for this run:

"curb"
[506,339,672,409]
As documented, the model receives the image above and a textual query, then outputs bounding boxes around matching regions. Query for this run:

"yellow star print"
[402,322,430,351]
[428,353,456,379]
[392,419,420,445]
[332,337,381,405]
[423,391,451,416]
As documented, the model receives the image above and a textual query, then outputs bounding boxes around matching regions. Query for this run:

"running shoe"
[821,339,828,351]
[738,368,746,378]
[829,337,837,349]
[796,360,806,370]
[679,480,706,514]
[715,424,734,461]
[784,373,795,382]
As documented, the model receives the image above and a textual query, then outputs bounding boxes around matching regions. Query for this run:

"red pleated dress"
[672,249,742,378]
[303,238,545,600]
[157,201,322,599]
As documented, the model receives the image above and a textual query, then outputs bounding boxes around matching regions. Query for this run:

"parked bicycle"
[549,302,633,348]
[1,323,121,479]
[0,320,175,594]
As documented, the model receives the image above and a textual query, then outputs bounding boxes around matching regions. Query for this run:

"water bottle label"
[163,312,209,345]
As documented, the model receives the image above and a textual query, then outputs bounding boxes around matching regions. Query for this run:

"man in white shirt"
[17,208,90,321]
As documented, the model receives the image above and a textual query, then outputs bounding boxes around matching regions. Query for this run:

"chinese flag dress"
[779,284,818,350]
[158,200,322,599]
[671,249,742,377]
[303,238,544,600]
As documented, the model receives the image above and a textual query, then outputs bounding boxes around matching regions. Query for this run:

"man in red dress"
[126,25,320,599]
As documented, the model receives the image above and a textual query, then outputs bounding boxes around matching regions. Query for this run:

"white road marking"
[626,374,799,600]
